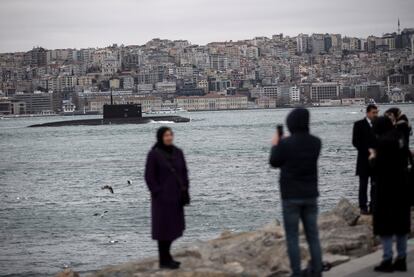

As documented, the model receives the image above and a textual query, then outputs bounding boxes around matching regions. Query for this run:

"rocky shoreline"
[57,199,414,277]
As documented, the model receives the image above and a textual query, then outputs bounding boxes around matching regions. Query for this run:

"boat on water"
[29,103,190,127]
[1,112,58,119]
[145,107,188,115]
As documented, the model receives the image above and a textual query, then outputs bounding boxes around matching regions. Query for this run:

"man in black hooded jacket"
[270,108,322,277]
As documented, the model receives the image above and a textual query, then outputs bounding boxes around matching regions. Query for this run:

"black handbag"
[155,148,190,207]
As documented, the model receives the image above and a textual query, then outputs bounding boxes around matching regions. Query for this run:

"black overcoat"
[372,130,411,236]
[352,118,376,176]
[145,146,189,241]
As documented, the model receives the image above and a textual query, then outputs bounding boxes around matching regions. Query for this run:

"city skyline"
[1,0,414,52]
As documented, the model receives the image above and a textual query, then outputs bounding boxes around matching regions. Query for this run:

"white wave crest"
[149,120,175,124]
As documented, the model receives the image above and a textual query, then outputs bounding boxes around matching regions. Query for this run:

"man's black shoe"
[374,259,393,273]
[392,257,407,272]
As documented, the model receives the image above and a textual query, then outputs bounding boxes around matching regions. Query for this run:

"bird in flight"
[101,185,114,194]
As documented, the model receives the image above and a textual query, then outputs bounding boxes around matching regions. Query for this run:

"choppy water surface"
[1,106,413,276]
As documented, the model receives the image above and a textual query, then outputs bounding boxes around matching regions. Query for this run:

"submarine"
[29,94,190,127]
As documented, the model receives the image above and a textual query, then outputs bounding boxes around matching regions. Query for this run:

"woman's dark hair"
[366,104,378,113]
[373,116,394,136]
[384,107,401,119]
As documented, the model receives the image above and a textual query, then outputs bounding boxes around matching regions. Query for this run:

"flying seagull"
[93,211,108,218]
[101,185,114,194]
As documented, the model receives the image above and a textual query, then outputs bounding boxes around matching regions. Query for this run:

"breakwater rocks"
[59,199,414,277]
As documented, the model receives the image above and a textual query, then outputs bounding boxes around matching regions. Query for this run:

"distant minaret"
[398,18,401,34]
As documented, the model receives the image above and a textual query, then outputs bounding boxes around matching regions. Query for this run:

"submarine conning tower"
[103,103,142,119]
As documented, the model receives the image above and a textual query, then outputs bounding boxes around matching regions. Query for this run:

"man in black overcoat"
[352,104,378,214]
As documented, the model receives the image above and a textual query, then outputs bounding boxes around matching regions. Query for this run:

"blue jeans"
[282,198,323,277]
[381,235,408,261]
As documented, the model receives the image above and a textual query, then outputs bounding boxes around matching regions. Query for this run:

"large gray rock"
[86,199,379,277]
[332,198,360,226]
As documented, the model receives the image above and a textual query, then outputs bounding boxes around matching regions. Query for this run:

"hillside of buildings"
[1,29,414,115]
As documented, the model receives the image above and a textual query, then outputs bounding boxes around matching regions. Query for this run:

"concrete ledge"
[325,239,414,277]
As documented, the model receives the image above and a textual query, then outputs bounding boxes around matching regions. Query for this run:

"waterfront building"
[77,91,162,113]
[0,98,26,115]
[310,82,340,102]
[175,94,248,111]
[13,91,58,114]
[255,96,277,109]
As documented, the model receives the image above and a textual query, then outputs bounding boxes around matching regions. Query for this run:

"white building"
[289,86,300,103]
[175,94,248,111]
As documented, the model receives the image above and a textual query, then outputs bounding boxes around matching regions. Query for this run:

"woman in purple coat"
[145,127,190,269]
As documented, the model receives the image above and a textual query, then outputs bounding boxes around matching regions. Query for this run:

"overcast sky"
[0,0,413,52]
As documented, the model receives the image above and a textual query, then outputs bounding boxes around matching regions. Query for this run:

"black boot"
[392,257,407,272]
[171,259,181,267]
[159,260,180,270]
[158,240,180,270]
[374,259,393,273]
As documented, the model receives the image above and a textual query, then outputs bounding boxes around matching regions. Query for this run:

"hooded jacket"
[269,108,322,199]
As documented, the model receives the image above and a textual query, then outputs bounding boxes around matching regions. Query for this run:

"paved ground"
[325,239,414,277]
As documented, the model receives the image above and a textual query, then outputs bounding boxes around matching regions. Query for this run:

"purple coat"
[145,146,189,241]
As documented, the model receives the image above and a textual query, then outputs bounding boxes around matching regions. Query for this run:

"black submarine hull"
[28,115,190,127]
